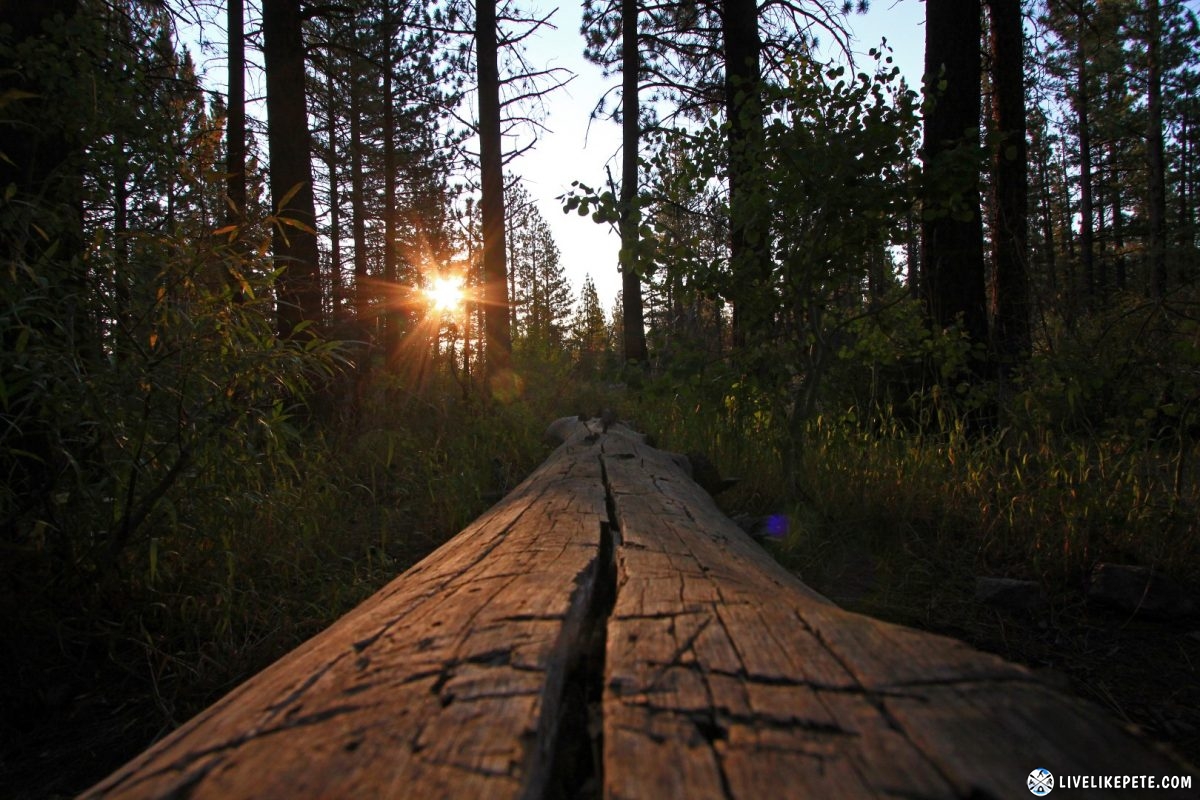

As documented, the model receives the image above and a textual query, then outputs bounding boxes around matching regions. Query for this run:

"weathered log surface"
[85,418,1194,799]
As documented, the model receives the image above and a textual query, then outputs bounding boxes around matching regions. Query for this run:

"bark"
[721,0,766,349]
[1034,127,1058,293]
[920,0,988,348]
[1075,5,1095,302]
[325,60,344,323]
[381,0,402,356]
[349,55,370,329]
[620,0,648,364]
[477,0,512,377]
[262,0,323,336]
[225,0,247,300]
[986,0,1030,366]
[1146,0,1168,299]
[1112,153,1127,292]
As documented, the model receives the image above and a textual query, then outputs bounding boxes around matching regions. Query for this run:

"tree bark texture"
[477,0,513,379]
[1146,0,1168,298]
[381,0,403,357]
[920,0,989,349]
[262,0,323,336]
[349,52,370,330]
[1074,5,1096,302]
[721,0,766,350]
[986,0,1030,365]
[225,0,247,301]
[620,0,648,365]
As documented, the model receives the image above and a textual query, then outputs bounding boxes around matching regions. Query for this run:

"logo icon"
[1028,768,1054,796]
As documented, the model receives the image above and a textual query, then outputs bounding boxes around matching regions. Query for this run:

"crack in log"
[97,702,376,798]
[628,700,858,739]
[517,455,619,799]
[263,652,349,722]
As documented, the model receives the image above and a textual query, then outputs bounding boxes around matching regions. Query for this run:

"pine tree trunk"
[721,0,765,350]
[1075,6,1095,302]
[381,0,402,358]
[225,0,247,301]
[1112,155,1127,292]
[262,0,323,337]
[620,0,648,365]
[986,0,1030,366]
[1034,128,1058,294]
[1146,0,1168,299]
[920,0,988,349]
[349,55,370,331]
[477,0,512,378]
[326,61,344,324]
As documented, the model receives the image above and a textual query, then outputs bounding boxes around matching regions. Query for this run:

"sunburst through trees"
[426,274,465,314]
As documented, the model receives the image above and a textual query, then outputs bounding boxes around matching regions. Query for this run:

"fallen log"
[84,418,1194,799]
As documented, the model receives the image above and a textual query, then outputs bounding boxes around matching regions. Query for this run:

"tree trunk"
[1112,152,1127,292]
[477,0,512,379]
[1034,127,1058,294]
[325,59,344,324]
[1146,0,1168,299]
[381,0,402,358]
[349,54,370,331]
[905,212,921,300]
[114,127,131,331]
[225,0,247,302]
[262,0,323,337]
[620,0,648,365]
[986,0,1029,367]
[1075,5,1096,303]
[920,0,988,349]
[721,0,765,350]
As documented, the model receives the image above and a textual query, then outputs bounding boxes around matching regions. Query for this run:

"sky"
[181,1,926,312]
[513,0,927,307]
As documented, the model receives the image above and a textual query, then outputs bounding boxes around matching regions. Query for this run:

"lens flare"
[426,275,464,313]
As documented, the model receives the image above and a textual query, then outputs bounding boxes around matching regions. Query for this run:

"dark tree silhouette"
[986,0,1030,365]
[921,0,987,350]
[619,0,649,364]
[476,0,513,378]
[262,0,323,336]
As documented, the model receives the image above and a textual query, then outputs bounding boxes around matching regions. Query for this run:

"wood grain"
[84,418,1195,799]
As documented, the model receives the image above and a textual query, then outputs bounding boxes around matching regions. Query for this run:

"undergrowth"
[623,314,1200,628]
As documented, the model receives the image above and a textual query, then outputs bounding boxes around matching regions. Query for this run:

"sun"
[426,275,464,314]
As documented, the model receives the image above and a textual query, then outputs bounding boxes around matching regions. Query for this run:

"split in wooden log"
[84,418,1196,799]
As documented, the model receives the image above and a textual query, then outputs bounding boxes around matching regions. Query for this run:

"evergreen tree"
[505,182,574,346]
[573,274,610,371]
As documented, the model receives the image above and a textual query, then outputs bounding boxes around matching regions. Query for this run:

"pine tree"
[573,274,610,371]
